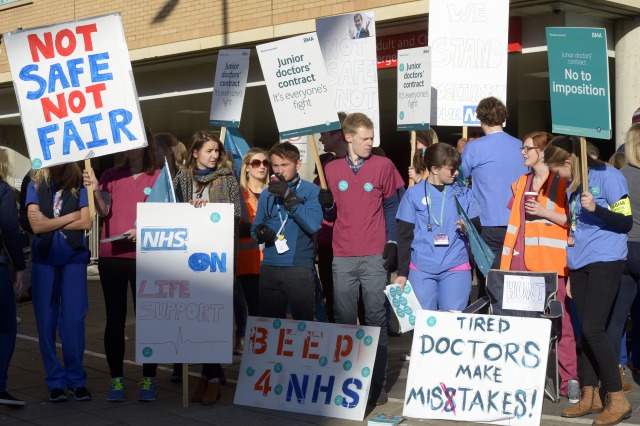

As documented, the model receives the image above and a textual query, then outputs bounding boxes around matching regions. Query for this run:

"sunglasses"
[249,159,269,168]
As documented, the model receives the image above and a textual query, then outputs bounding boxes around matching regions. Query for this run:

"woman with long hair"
[0,149,26,407]
[545,135,632,424]
[173,130,241,405]
[500,131,579,401]
[27,162,92,402]
[83,130,161,402]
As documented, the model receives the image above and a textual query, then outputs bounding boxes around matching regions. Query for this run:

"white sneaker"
[400,350,411,361]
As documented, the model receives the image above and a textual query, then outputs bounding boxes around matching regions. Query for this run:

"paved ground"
[2,268,640,425]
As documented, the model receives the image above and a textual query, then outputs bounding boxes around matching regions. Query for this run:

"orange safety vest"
[500,172,569,277]
[236,188,262,276]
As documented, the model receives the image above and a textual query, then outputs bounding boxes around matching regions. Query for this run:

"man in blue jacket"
[251,142,322,321]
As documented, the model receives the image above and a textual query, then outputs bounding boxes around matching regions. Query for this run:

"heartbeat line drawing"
[138,327,229,354]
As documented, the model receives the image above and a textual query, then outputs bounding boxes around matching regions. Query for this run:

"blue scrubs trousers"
[31,262,88,390]
[408,268,472,311]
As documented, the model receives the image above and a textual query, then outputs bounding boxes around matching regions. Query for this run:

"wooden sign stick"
[308,134,327,189]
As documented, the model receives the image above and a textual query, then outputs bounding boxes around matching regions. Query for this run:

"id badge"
[567,236,575,247]
[434,233,449,246]
[275,237,289,254]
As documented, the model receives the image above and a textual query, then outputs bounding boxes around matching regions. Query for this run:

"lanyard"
[425,182,447,232]
[569,190,580,233]
[275,180,301,236]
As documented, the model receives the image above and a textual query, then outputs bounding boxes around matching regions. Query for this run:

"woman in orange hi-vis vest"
[500,131,579,402]
[235,148,269,355]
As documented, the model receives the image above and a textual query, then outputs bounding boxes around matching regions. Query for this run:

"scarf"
[174,167,241,218]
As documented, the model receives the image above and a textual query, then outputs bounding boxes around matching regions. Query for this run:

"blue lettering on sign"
[463,105,480,125]
[188,252,227,272]
[141,227,188,252]
[311,375,335,404]
[341,378,362,408]
[286,374,310,404]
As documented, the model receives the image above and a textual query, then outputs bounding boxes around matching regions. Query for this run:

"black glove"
[283,191,303,210]
[382,242,398,272]
[268,174,290,198]
[254,224,276,243]
[318,188,334,208]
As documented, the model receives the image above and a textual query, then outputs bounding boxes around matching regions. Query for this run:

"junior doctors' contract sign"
[209,49,250,128]
[4,14,147,169]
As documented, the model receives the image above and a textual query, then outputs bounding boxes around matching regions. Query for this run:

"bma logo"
[303,36,315,42]
[141,227,188,252]
[463,105,480,125]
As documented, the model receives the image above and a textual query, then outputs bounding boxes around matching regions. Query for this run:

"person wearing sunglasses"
[235,148,269,355]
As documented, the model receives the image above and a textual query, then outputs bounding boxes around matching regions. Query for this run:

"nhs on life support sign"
[4,14,147,169]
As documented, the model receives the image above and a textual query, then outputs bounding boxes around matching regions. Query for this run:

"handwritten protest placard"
[235,317,380,420]
[257,33,340,139]
[546,27,611,139]
[4,14,147,169]
[397,47,431,131]
[384,282,422,333]
[316,12,381,144]
[209,49,250,128]
[403,311,550,425]
[429,0,509,126]
[502,275,546,312]
[135,203,234,363]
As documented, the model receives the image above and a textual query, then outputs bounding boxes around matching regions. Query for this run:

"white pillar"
[615,17,640,148]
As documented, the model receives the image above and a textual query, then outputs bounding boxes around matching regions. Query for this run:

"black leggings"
[571,260,624,392]
[98,257,157,378]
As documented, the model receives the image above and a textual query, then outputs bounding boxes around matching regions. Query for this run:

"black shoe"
[69,386,92,401]
[49,388,68,402]
[367,385,388,406]
[170,363,183,383]
[0,391,25,407]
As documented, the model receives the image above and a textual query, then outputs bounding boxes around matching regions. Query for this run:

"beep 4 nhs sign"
[4,14,146,169]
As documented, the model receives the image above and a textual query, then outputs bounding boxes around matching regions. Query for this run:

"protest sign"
[282,135,309,163]
[4,14,147,169]
[257,33,340,139]
[384,282,422,333]
[235,317,380,420]
[502,275,546,312]
[397,47,431,131]
[316,12,381,145]
[546,27,611,139]
[403,311,550,425]
[429,0,509,126]
[135,203,234,363]
[209,49,250,128]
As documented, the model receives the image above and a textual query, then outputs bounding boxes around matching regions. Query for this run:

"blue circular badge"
[427,316,437,327]
[319,356,328,367]
[364,182,373,192]
[246,367,255,376]
[334,395,344,406]
[338,180,349,191]
[210,212,221,223]
[274,363,283,373]
[364,336,373,346]
[273,319,281,329]
[399,111,405,120]
[399,63,405,72]
[404,284,412,294]
[31,158,42,169]
[297,321,306,332]
[142,347,153,357]
[361,367,371,377]
[343,360,352,371]
[275,384,283,395]
[356,329,365,340]
[143,187,152,196]
[591,186,601,196]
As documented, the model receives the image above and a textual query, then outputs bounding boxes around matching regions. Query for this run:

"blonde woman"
[26,162,92,402]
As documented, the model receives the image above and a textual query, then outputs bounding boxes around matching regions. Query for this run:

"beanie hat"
[633,107,640,124]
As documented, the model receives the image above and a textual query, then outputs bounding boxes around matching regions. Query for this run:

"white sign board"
[281,135,309,163]
[235,317,380,421]
[316,12,381,145]
[404,311,550,425]
[209,49,250,128]
[135,203,234,363]
[502,275,546,312]
[384,282,422,333]
[428,0,509,126]
[397,47,431,131]
[4,14,147,169]
[257,33,340,139]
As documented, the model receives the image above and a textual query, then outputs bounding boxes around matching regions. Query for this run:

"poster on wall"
[428,0,509,126]
[397,47,431,131]
[209,49,251,128]
[235,317,380,420]
[4,14,147,168]
[546,27,611,139]
[316,11,381,145]
[135,203,234,363]
[403,311,550,425]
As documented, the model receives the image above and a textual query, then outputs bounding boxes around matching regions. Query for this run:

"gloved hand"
[382,242,398,272]
[283,191,303,211]
[268,174,290,198]
[254,224,276,243]
[318,188,334,208]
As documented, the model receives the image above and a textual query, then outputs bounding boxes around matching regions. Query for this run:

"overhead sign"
[257,33,340,139]
[429,0,509,126]
[209,49,250,128]
[397,47,431,131]
[235,317,380,421]
[403,311,550,425]
[546,27,611,139]
[135,203,234,363]
[316,12,381,145]
[4,14,147,169]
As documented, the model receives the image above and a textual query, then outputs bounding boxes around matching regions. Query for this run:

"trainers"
[400,350,411,361]
[0,391,25,407]
[138,377,157,402]
[69,386,92,401]
[49,388,68,402]
[567,379,580,404]
[107,377,125,402]
[233,336,244,355]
